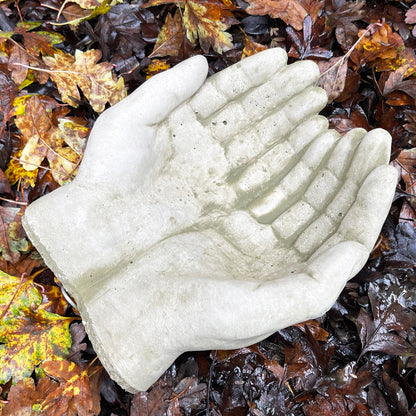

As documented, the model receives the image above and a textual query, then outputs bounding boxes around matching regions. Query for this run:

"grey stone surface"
[23,48,397,393]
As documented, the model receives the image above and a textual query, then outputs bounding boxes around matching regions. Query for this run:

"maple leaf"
[143,0,235,54]
[150,11,186,58]
[13,95,91,185]
[2,376,58,416]
[0,206,29,263]
[40,360,101,416]
[0,271,74,384]
[42,49,126,112]
[245,0,307,31]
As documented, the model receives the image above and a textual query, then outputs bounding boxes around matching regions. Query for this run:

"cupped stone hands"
[23,48,397,392]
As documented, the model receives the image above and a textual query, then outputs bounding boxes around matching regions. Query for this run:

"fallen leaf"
[356,279,416,359]
[42,49,126,112]
[241,32,267,59]
[2,376,58,416]
[5,150,39,188]
[326,0,366,50]
[0,271,74,384]
[293,319,329,342]
[40,360,101,416]
[405,4,416,37]
[150,11,186,58]
[245,0,307,31]
[0,206,29,263]
[143,59,171,79]
[350,22,404,71]
[316,56,348,102]
[143,0,235,54]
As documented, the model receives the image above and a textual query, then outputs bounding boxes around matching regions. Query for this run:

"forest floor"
[1,0,416,415]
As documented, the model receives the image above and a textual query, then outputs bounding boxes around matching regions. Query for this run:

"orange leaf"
[245,0,307,31]
[242,32,267,59]
[41,360,101,416]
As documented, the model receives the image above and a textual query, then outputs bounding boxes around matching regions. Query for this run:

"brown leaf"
[293,319,329,342]
[150,11,186,58]
[143,0,235,54]
[405,4,416,37]
[327,0,365,50]
[316,56,348,102]
[3,377,58,416]
[350,22,404,71]
[41,360,101,416]
[246,0,307,31]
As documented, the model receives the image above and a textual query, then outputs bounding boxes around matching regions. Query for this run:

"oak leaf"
[42,49,126,112]
[40,360,101,416]
[245,0,307,31]
[143,0,235,54]
[0,271,74,384]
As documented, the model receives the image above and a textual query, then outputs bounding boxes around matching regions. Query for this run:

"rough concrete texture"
[23,48,397,392]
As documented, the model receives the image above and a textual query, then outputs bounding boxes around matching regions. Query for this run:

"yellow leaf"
[242,32,267,59]
[43,49,126,112]
[5,151,38,188]
[143,59,171,79]
[0,271,74,384]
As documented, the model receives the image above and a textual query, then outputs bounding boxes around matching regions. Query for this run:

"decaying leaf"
[143,0,235,54]
[405,4,416,37]
[5,150,39,188]
[150,11,186,58]
[355,280,416,358]
[350,22,404,71]
[245,0,307,31]
[0,271,74,384]
[242,32,267,59]
[42,49,126,112]
[12,95,91,185]
[143,59,171,79]
[316,56,348,102]
[40,360,101,416]
[0,206,29,263]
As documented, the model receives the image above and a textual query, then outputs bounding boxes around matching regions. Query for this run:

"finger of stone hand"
[234,115,328,195]
[202,241,368,341]
[225,87,328,171]
[249,127,339,223]
[313,165,398,255]
[119,55,208,125]
[293,129,393,256]
[208,60,321,145]
[188,48,288,119]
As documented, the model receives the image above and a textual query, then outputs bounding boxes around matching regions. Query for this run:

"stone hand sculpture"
[22,48,397,393]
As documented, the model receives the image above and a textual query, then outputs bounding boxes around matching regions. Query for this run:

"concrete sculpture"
[22,48,397,392]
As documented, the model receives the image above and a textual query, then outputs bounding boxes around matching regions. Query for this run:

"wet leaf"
[241,32,267,59]
[143,59,171,79]
[2,376,58,416]
[40,360,101,416]
[0,206,29,263]
[356,279,416,358]
[316,56,348,102]
[42,49,126,112]
[0,271,74,384]
[5,150,39,188]
[144,0,235,54]
[245,0,307,31]
[150,11,186,58]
